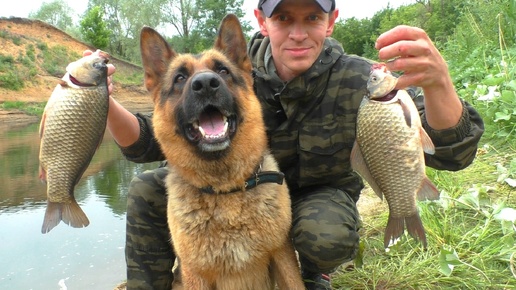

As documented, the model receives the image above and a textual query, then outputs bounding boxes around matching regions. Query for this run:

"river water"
[0,121,160,290]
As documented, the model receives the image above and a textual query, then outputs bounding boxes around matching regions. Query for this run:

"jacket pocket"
[298,120,354,187]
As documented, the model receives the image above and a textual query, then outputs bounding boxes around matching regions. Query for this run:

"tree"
[160,0,198,53]
[333,17,373,57]
[29,0,73,30]
[87,0,169,61]
[80,6,110,50]
[192,0,252,52]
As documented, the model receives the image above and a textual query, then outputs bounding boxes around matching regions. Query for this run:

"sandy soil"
[0,17,153,128]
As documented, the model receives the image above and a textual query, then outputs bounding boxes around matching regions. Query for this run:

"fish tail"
[405,213,427,248]
[41,201,61,234]
[384,213,428,248]
[41,198,90,234]
[384,215,405,248]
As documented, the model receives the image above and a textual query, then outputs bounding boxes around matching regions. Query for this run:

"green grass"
[333,140,516,289]
[332,13,516,288]
[0,29,143,115]
[1,101,46,116]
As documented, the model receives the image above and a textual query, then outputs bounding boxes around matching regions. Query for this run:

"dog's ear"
[140,26,176,94]
[214,14,252,73]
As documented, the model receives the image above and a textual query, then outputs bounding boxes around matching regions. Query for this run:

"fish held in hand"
[38,50,110,234]
[351,63,440,248]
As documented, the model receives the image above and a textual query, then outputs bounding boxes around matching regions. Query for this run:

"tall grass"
[333,2,516,288]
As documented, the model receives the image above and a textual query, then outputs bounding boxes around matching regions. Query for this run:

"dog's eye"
[218,67,229,75]
[174,74,186,83]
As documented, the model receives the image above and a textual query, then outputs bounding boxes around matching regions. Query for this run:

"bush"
[0,72,24,90]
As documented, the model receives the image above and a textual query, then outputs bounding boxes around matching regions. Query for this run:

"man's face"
[255,0,338,81]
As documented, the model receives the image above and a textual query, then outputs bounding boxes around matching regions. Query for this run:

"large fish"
[38,50,110,234]
[351,63,440,248]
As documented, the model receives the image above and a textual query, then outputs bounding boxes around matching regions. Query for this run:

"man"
[97,0,484,289]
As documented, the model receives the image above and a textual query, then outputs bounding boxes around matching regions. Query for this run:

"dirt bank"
[0,17,152,128]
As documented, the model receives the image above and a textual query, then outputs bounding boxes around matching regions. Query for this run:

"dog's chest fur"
[165,155,292,272]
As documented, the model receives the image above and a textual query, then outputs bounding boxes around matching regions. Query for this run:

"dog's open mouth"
[186,106,237,152]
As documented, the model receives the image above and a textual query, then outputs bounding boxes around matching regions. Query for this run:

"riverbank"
[0,84,153,130]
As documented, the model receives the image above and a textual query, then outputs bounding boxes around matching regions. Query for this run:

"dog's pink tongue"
[199,111,225,135]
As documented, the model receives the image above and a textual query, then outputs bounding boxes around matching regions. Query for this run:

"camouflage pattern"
[248,33,484,202]
[291,186,361,274]
[247,32,484,272]
[118,32,484,284]
[125,166,175,290]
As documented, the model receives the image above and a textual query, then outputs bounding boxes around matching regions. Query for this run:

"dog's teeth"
[193,122,199,129]
[223,121,228,134]
[198,126,206,137]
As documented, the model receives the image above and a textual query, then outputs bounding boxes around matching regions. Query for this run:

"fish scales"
[39,51,110,234]
[351,63,439,248]
[40,87,109,201]
[356,97,424,219]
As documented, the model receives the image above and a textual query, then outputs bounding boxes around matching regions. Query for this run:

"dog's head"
[140,14,267,182]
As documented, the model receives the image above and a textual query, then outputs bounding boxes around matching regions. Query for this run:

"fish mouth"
[184,105,237,152]
[69,57,109,87]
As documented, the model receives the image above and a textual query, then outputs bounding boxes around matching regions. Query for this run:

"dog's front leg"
[271,239,305,290]
[172,265,210,290]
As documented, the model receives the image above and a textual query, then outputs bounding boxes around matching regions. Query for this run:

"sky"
[0,0,415,32]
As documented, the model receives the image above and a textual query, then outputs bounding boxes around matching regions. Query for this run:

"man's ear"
[254,8,269,37]
[326,9,339,36]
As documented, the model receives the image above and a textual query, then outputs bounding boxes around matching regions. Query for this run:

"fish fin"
[420,127,435,155]
[39,166,47,183]
[384,215,405,248]
[38,111,47,138]
[351,141,383,200]
[417,177,440,201]
[41,201,62,234]
[384,213,428,248]
[41,199,89,234]
[61,198,90,229]
[405,213,428,248]
[398,97,412,128]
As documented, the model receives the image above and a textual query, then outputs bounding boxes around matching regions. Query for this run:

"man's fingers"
[82,50,93,57]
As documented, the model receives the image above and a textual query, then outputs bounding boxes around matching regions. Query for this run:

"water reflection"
[0,122,160,289]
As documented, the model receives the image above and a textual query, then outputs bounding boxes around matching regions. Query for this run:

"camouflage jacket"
[247,33,484,201]
[120,34,484,202]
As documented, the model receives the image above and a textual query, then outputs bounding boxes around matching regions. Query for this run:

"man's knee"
[126,167,170,249]
[291,187,361,273]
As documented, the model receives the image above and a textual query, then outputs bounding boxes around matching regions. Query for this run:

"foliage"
[334,173,516,289]
[444,0,516,139]
[80,6,110,50]
[333,17,373,57]
[192,0,251,52]
[4,0,516,287]
[40,45,81,77]
[0,101,45,116]
[28,0,74,31]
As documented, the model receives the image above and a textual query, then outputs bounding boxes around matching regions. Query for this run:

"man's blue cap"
[258,0,335,17]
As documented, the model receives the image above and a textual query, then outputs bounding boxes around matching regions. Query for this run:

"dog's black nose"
[191,72,220,95]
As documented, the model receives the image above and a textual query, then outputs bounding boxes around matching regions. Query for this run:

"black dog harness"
[199,163,285,194]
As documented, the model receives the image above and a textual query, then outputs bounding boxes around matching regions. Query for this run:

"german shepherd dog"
[139,14,305,290]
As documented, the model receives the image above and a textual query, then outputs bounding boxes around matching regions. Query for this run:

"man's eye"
[278,15,288,21]
[308,15,319,21]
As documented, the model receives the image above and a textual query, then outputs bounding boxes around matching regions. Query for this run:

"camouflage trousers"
[125,167,361,289]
